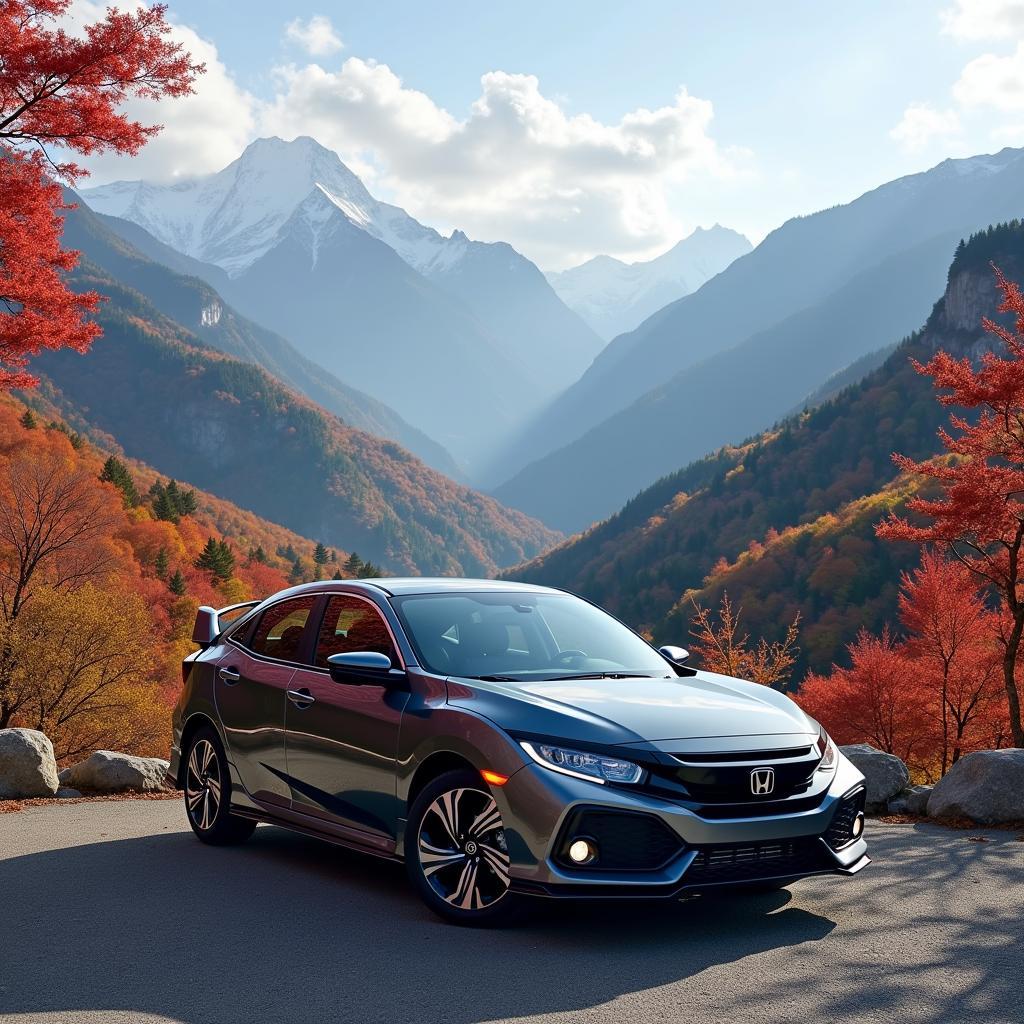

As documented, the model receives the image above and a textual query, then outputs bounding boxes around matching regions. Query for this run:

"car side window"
[247,596,317,662]
[314,595,398,668]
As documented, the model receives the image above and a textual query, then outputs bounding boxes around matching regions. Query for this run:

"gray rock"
[0,728,60,799]
[55,787,83,799]
[840,744,910,811]
[60,750,170,794]
[58,767,71,785]
[927,749,1024,824]
[887,784,933,816]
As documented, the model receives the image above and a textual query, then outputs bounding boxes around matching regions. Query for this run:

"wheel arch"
[406,750,480,812]
[176,711,222,788]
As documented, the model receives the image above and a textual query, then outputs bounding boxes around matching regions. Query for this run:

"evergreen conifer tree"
[168,569,187,596]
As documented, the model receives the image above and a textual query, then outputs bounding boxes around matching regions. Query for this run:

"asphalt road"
[1,801,1022,1024]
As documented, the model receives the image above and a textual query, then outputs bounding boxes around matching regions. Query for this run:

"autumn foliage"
[799,552,1009,780]
[878,268,1024,745]
[0,0,202,387]
[0,396,326,759]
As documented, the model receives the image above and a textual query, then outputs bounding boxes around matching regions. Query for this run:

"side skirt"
[231,803,403,864]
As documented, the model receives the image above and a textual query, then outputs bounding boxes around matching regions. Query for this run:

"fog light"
[568,838,597,865]
[852,813,865,839]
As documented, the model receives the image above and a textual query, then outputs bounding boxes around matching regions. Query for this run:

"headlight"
[816,728,836,770]
[520,741,643,784]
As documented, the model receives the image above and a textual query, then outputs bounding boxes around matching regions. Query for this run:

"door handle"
[287,688,315,708]
[218,667,241,684]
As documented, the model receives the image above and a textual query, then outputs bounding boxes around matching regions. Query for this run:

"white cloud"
[953,42,1024,109]
[941,0,1024,41]
[261,60,743,267]
[890,103,962,150]
[284,15,343,57]
[65,2,256,183]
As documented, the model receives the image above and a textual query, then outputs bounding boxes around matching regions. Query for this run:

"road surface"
[1,800,1022,1024]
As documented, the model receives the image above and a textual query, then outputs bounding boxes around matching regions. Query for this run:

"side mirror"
[658,645,690,666]
[327,651,395,684]
[192,606,219,648]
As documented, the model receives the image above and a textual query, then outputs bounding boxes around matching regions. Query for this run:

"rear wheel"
[406,769,524,926]
[183,726,257,846]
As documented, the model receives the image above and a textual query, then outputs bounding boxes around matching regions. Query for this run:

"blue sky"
[78,1,1024,269]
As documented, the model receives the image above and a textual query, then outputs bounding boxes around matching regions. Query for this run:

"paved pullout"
[1,801,1021,1024]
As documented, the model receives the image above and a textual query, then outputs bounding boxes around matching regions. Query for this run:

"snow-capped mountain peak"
[545,225,752,341]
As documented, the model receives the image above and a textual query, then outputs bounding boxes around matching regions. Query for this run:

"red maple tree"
[799,628,929,768]
[897,551,1006,771]
[877,268,1024,746]
[0,0,203,388]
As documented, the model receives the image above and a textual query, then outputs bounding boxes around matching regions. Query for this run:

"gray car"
[168,578,869,925]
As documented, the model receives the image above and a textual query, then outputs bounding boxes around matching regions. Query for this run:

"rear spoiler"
[192,600,262,648]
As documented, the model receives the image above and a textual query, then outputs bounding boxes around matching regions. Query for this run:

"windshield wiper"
[543,672,660,681]
[463,674,523,682]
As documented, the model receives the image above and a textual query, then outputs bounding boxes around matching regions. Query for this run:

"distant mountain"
[82,136,603,471]
[59,191,460,478]
[491,147,1024,522]
[506,222,1024,678]
[32,258,560,575]
[546,226,751,341]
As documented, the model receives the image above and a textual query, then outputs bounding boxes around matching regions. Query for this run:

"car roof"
[366,577,564,597]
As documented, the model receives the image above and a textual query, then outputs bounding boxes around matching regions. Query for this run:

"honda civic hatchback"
[168,578,869,925]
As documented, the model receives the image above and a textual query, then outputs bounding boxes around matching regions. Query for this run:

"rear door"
[216,595,317,810]
[284,594,410,840]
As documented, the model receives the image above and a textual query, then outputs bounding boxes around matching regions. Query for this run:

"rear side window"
[314,595,398,668]
[248,596,316,662]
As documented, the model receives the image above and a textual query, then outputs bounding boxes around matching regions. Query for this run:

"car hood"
[445,670,816,749]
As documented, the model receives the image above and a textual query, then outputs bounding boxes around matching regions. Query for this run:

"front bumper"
[494,753,869,898]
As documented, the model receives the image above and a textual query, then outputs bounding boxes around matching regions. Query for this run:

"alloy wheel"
[185,738,222,831]
[417,787,511,910]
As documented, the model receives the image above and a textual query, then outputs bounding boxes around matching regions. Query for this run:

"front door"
[285,594,409,840]
[215,595,317,809]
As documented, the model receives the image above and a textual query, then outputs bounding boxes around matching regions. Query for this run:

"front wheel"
[183,726,257,846]
[406,769,524,926]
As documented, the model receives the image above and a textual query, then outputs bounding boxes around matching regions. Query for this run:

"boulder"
[887,784,933,816]
[55,787,82,799]
[840,744,910,811]
[0,728,60,798]
[60,750,170,794]
[927,749,1024,824]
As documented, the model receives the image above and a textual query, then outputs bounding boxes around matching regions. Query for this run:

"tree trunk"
[1002,614,1024,747]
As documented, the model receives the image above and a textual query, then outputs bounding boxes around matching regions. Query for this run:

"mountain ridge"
[489,146,1024,517]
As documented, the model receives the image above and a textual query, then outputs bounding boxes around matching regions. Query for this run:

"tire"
[406,769,525,926]
[183,725,257,846]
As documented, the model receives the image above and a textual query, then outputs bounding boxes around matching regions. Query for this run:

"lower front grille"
[554,808,684,872]
[683,838,830,885]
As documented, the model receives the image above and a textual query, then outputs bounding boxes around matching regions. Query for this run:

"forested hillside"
[31,262,559,576]
[508,223,1024,679]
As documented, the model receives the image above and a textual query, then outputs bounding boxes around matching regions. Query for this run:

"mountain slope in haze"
[59,191,460,478]
[81,136,604,469]
[491,147,1024,493]
[31,260,560,576]
[546,226,752,341]
[506,223,1024,679]
[494,227,961,530]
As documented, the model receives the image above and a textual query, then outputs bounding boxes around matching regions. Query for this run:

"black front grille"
[664,748,820,804]
[824,788,866,850]
[684,838,830,885]
[555,808,684,872]
[693,789,829,820]
[675,746,813,764]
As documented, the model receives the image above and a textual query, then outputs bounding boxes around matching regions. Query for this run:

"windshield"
[390,591,672,681]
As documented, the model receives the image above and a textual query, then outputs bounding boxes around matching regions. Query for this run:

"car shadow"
[0,820,838,1023]
[1,819,1021,1023]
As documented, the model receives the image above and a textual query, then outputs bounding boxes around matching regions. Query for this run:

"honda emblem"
[751,767,775,795]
